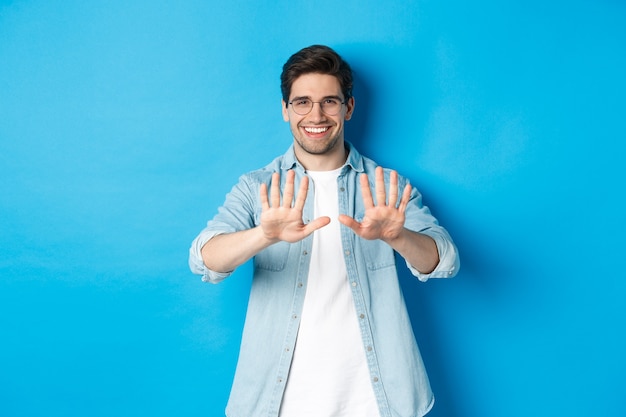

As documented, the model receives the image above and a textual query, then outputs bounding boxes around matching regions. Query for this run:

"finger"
[270,172,280,208]
[260,182,269,210]
[360,173,374,209]
[293,175,309,211]
[397,183,412,213]
[282,170,295,208]
[388,170,399,207]
[375,166,386,206]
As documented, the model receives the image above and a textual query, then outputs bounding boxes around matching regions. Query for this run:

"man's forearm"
[201,226,274,273]
[384,228,440,274]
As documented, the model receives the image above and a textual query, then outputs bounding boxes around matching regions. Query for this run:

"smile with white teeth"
[304,126,329,134]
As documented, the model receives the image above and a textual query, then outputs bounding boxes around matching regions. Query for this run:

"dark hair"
[280,45,353,103]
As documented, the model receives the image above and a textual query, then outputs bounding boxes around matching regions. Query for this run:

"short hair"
[280,45,353,103]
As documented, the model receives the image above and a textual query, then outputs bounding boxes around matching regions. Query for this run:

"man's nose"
[309,102,326,119]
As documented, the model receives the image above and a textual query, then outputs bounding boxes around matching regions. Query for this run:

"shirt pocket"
[254,241,290,271]
[252,210,291,271]
[360,239,396,270]
[354,212,396,270]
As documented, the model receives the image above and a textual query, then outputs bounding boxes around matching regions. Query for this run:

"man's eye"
[324,99,339,105]
[294,99,310,106]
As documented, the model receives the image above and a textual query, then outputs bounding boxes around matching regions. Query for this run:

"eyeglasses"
[288,97,346,116]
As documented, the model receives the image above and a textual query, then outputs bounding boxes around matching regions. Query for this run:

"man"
[189,45,459,417]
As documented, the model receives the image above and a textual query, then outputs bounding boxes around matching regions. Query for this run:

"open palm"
[260,170,330,243]
[339,167,411,242]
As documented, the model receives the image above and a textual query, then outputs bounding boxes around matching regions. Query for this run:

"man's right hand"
[201,170,330,273]
[260,170,330,244]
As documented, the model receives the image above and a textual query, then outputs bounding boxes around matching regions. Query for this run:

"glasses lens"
[291,99,312,115]
[321,99,341,115]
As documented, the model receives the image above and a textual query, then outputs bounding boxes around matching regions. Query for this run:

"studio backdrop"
[1,1,624,416]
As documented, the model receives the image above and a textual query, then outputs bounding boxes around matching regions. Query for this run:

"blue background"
[1,1,625,416]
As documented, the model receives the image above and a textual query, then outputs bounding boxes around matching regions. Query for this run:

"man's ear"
[282,100,289,122]
[344,97,355,121]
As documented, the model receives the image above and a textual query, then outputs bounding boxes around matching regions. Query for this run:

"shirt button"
[367,346,373,352]
[292,314,298,319]
[372,377,379,382]
[351,281,357,287]
[303,250,308,255]
[344,250,350,256]
[359,314,365,319]
[340,187,345,192]
[297,282,303,288]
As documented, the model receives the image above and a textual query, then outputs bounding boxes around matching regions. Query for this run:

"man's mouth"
[304,126,329,134]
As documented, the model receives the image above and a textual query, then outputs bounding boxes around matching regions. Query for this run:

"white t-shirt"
[279,168,380,417]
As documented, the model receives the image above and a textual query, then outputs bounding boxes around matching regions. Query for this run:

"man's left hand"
[338,166,411,242]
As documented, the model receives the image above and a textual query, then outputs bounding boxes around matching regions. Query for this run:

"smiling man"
[282,72,353,168]
[189,45,459,417]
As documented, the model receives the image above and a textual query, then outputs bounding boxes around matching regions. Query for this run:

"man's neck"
[294,140,347,172]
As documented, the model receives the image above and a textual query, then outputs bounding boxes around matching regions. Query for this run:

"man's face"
[282,73,355,158]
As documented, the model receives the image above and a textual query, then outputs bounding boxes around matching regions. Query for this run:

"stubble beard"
[294,135,340,156]
[292,123,342,156]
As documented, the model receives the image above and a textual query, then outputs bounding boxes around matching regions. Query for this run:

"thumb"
[338,214,360,231]
[304,216,331,234]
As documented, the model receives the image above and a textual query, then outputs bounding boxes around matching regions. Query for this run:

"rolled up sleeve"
[407,228,460,282]
[400,180,460,282]
[188,230,233,283]
[188,173,260,284]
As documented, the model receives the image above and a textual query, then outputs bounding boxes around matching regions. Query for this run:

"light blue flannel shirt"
[189,142,459,417]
